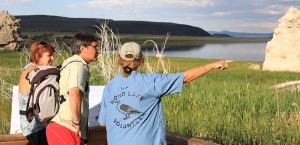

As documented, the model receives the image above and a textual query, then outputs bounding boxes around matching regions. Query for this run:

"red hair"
[30,41,55,64]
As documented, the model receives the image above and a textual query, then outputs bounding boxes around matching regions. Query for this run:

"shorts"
[46,122,81,145]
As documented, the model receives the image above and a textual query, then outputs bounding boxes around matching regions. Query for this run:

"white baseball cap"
[119,42,142,61]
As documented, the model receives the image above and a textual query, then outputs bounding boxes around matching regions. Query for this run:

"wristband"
[72,120,80,126]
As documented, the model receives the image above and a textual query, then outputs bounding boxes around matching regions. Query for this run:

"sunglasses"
[39,41,47,48]
[34,41,48,57]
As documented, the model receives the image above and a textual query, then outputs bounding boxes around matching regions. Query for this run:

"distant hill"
[212,33,233,37]
[209,30,273,37]
[15,15,211,36]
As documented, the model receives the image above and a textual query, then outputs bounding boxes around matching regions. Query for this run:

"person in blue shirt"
[98,42,233,145]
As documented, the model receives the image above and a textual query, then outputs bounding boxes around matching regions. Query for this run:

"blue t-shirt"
[98,71,184,145]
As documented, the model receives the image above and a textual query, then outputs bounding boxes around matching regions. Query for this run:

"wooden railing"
[0,126,218,145]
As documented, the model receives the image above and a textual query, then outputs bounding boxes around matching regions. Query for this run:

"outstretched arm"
[183,60,233,83]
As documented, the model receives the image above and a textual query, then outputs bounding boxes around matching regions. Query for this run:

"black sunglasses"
[39,41,47,48]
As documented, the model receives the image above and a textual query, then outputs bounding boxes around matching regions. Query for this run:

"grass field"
[1,48,300,144]
[163,60,300,144]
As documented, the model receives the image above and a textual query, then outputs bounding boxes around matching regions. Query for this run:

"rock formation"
[249,63,260,70]
[263,7,300,72]
[0,10,23,51]
[271,80,300,92]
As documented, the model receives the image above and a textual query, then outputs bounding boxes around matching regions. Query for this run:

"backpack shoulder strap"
[57,60,85,104]
[57,60,84,71]
[30,68,60,84]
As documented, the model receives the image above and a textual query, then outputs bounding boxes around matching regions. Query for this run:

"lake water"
[142,42,267,61]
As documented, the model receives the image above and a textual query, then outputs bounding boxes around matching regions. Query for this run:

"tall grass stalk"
[0,76,13,134]
[91,21,121,84]
[143,33,170,74]
[91,21,170,84]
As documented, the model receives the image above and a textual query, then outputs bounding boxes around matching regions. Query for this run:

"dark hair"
[70,32,98,55]
[123,66,133,75]
[30,41,55,64]
[117,55,144,77]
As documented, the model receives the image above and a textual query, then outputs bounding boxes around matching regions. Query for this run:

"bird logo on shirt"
[115,100,143,120]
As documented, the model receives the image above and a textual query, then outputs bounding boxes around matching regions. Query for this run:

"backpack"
[25,66,61,123]
[25,61,82,123]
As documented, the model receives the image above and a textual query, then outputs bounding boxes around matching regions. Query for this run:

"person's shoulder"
[140,72,160,76]
[22,65,36,74]
[19,65,36,84]
[135,72,162,80]
[140,72,183,79]
[22,62,36,70]
[63,55,79,63]
[36,65,56,70]
[103,74,121,89]
[62,55,86,67]
[110,74,122,81]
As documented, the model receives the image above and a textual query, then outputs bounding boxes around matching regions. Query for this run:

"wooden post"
[0,134,29,145]
[167,132,219,145]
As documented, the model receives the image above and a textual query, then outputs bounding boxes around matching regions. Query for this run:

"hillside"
[208,30,273,37]
[15,15,211,36]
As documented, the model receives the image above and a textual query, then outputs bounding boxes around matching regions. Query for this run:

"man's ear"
[79,45,85,53]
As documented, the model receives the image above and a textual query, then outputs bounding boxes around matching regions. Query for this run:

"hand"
[214,60,234,70]
[61,119,82,137]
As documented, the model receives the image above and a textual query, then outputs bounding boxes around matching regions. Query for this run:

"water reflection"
[143,44,205,52]
[142,43,267,61]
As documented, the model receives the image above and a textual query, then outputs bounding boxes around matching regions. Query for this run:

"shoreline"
[20,31,271,47]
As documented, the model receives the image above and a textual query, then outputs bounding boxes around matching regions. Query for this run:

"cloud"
[255,5,290,15]
[216,21,278,33]
[212,11,235,17]
[68,0,215,8]
[279,0,298,2]
[69,0,147,8]
[164,0,215,7]
[240,22,278,29]
[2,0,34,4]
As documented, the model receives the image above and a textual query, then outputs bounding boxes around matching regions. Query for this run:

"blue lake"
[142,42,267,61]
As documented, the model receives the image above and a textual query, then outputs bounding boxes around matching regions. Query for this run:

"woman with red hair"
[18,41,55,145]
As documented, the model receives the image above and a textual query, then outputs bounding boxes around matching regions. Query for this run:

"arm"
[69,87,82,136]
[183,60,233,83]
[98,87,108,127]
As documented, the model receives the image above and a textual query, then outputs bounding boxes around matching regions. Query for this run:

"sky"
[0,0,299,33]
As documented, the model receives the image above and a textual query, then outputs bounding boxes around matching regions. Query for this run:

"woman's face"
[38,51,54,66]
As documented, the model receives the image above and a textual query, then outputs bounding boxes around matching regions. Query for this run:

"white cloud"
[69,0,149,8]
[212,11,234,17]
[2,0,34,4]
[164,0,215,7]
[255,5,290,15]
[68,0,214,8]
